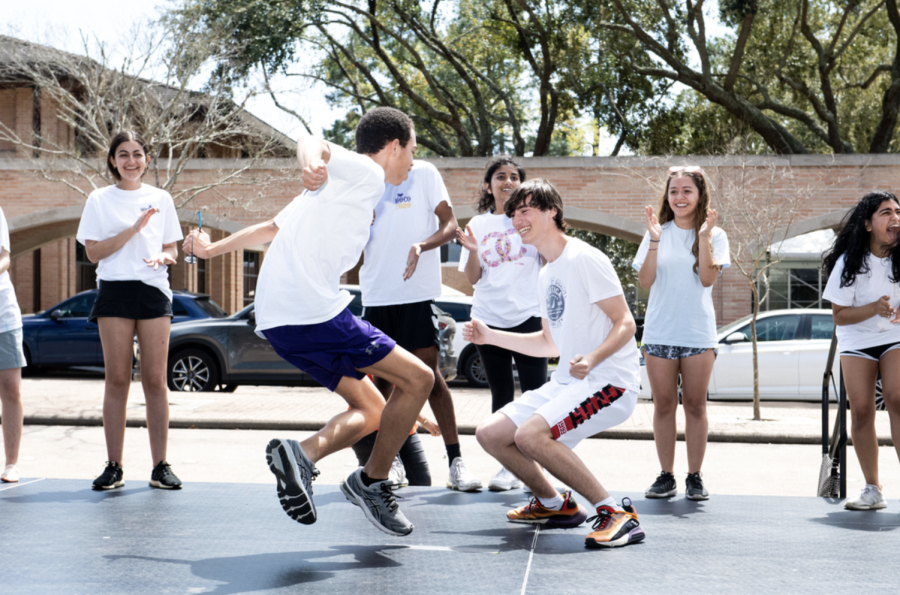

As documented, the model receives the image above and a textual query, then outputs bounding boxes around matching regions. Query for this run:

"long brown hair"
[657,168,716,274]
[475,156,526,214]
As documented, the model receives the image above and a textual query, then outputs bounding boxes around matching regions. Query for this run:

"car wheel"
[875,374,886,412]
[463,350,489,389]
[168,349,220,392]
[218,383,238,393]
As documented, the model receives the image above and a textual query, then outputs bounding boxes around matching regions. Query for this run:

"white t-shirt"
[540,237,641,391]
[360,161,451,306]
[458,212,542,327]
[0,207,22,333]
[75,184,183,301]
[823,253,900,351]
[255,143,385,332]
[633,222,730,348]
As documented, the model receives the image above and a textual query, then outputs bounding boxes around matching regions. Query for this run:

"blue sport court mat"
[1,478,899,594]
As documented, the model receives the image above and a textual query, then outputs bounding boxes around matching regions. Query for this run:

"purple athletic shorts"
[262,308,396,392]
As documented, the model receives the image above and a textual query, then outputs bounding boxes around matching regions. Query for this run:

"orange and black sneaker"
[507,490,588,528]
[584,497,645,548]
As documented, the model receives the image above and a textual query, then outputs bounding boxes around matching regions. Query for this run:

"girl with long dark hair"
[456,156,547,491]
[76,131,184,491]
[634,166,729,501]
[823,191,900,510]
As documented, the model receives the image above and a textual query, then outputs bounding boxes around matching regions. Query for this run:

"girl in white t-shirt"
[634,166,729,502]
[0,206,26,484]
[76,131,184,491]
[822,191,900,511]
[456,157,546,491]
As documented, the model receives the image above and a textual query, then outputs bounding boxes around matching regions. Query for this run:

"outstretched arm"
[184,220,280,259]
[463,317,559,358]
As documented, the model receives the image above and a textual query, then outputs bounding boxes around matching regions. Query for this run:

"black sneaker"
[92,461,124,490]
[266,438,319,525]
[149,461,183,490]
[685,472,709,500]
[644,471,677,498]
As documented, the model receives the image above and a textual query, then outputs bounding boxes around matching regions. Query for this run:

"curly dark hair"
[823,191,900,287]
[107,130,150,181]
[475,156,526,214]
[355,107,414,155]
[657,168,715,275]
[503,179,567,232]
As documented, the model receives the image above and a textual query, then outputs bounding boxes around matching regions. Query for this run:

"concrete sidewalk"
[19,375,894,445]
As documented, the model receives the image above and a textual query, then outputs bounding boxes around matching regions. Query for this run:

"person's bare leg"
[98,318,138,464]
[515,415,610,504]
[879,350,900,466]
[358,347,433,479]
[412,345,458,445]
[680,350,715,474]
[646,355,681,473]
[302,375,386,463]
[841,355,881,487]
[136,317,172,465]
[476,413,555,498]
[0,367,23,466]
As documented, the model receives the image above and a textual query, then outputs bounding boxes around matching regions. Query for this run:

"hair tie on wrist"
[649,239,660,243]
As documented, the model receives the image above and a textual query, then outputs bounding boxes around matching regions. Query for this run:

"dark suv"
[22,289,227,368]
[165,286,458,392]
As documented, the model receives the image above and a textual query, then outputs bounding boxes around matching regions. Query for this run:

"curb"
[26,416,893,447]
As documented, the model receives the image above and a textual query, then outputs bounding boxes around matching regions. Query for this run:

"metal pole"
[839,363,848,499]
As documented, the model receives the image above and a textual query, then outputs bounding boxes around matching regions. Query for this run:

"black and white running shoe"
[92,461,124,491]
[685,472,709,501]
[149,461,183,490]
[266,438,319,525]
[341,468,414,536]
[645,471,677,498]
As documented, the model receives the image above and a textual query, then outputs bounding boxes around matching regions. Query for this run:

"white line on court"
[0,478,46,492]
[520,525,540,595]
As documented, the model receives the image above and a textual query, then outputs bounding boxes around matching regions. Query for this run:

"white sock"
[537,493,565,511]
[593,497,616,511]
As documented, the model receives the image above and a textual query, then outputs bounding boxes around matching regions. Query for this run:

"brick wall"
[3,151,899,321]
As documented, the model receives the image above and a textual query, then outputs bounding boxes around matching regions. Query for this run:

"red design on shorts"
[550,384,625,440]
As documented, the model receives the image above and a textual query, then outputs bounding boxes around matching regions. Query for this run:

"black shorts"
[362,300,439,352]
[89,280,173,323]
[841,341,900,362]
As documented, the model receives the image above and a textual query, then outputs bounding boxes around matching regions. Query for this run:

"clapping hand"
[456,225,479,253]
[143,252,177,270]
[699,208,718,237]
[644,206,662,241]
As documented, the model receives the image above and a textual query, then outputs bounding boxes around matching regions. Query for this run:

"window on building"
[75,242,97,293]
[440,240,461,264]
[197,257,207,294]
[757,262,831,311]
[243,250,260,307]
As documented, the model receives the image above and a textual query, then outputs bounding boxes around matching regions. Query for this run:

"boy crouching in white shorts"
[466,179,645,548]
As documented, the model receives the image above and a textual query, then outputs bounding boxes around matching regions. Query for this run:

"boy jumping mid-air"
[186,107,431,536]
[466,179,645,548]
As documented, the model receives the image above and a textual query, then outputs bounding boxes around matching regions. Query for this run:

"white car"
[639,309,840,401]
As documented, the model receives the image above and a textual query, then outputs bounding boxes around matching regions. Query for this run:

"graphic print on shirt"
[394,192,412,210]
[546,277,566,328]
[480,228,527,268]
[551,384,626,440]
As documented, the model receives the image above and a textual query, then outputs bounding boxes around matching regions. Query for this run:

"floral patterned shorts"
[641,344,717,360]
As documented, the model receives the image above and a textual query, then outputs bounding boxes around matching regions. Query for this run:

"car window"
[347,290,363,317]
[434,301,471,322]
[54,293,95,318]
[810,315,835,340]
[194,298,228,318]
[735,315,802,342]
[172,299,190,316]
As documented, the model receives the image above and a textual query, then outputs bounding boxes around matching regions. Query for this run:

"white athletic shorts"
[499,378,637,449]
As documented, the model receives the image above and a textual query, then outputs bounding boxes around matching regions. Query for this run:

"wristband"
[648,248,658,251]
[649,239,660,243]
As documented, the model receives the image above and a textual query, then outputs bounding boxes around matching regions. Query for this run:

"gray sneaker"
[645,471,677,499]
[685,472,709,501]
[266,438,319,525]
[340,468,414,536]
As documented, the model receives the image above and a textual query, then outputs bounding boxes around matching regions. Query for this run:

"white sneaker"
[844,485,887,510]
[488,467,523,491]
[446,457,482,492]
[389,455,408,489]
[1,464,18,483]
